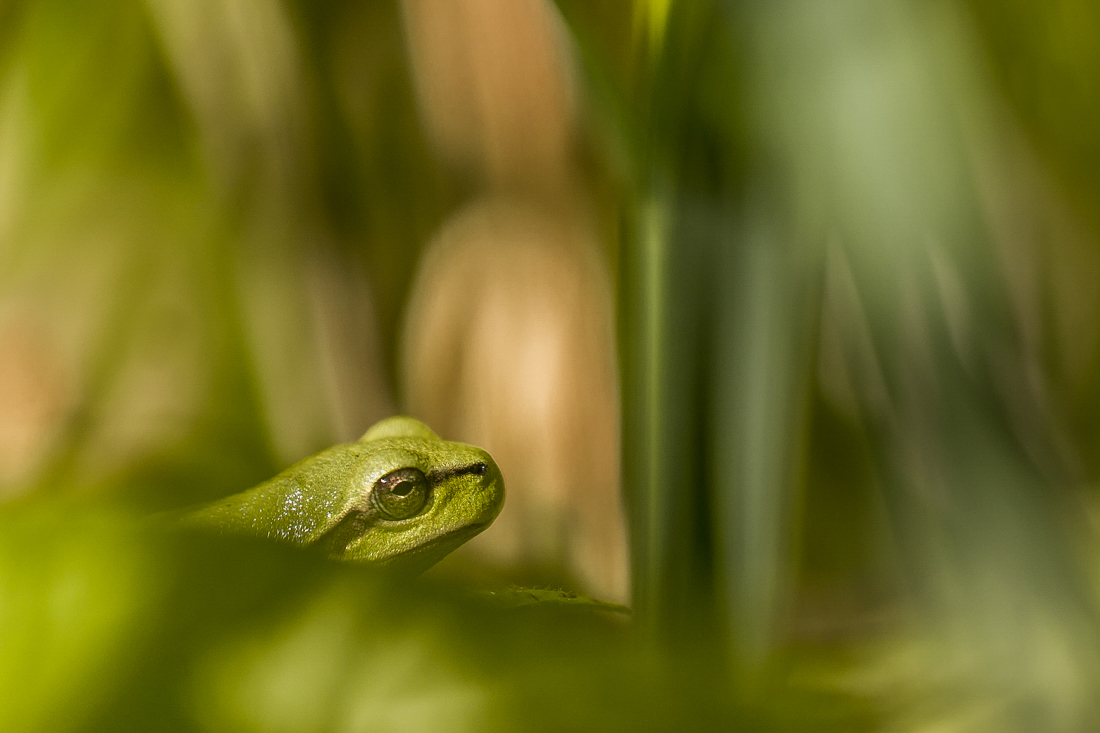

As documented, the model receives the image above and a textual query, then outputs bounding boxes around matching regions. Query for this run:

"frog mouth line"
[425,520,491,547]
[385,521,491,563]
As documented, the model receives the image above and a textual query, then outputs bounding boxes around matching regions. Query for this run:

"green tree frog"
[183,416,504,572]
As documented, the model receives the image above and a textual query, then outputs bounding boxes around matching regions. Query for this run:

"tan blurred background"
[400,0,626,600]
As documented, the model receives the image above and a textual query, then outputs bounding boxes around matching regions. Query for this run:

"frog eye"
[372,467,429,520]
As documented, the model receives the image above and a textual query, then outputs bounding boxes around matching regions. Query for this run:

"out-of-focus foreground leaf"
[0,503,869,732]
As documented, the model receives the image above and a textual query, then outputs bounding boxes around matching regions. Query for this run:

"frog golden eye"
[372,467,429,520]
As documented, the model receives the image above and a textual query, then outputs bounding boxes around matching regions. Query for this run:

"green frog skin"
[183,416,504,572]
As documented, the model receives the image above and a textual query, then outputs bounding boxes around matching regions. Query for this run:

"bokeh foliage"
[1,0,1099,730]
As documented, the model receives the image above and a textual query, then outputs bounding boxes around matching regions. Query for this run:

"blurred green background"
[1,0,1099,730]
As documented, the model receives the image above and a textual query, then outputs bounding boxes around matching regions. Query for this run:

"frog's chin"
[374,521,492,574]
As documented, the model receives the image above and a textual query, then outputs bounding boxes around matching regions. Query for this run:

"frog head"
[186,416,505,573]
[322,416,505,570]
